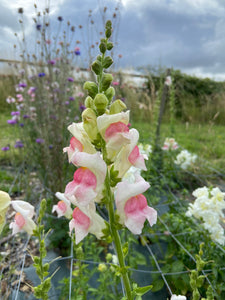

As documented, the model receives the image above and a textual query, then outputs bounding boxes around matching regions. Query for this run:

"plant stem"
[106,170,132,300]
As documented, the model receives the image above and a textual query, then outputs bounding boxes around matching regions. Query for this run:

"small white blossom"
[174,150,197,170]
[186,186,225,245]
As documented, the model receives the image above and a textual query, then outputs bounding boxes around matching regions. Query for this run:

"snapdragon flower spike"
[97,111,130,161]
[63,122,96,161]
[69,152,107,203]
[9,200,36,235]
[52,192,73,218]
[69,203,106,244]
[114,129,147,178]
[115,175,157,234]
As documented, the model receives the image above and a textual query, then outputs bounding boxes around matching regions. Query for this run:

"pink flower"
[114,129,147,177]
[115,175,157,234]
[9,200,36,235]
[69,202,106,244]
[97,111,130,161]
[63,122,96,162]
[162,138,179,151]
[66,152,107,204]
[112,81,119,86]
[52,192,73,218]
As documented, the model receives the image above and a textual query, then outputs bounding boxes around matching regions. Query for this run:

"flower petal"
[114,129,146,177]
[115,175,150,225]
[0,191,11,211]
[97,111,130,138]
[71,152,107,202]
[11,200,35,218]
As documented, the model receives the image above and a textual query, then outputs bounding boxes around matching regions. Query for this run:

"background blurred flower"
[36,138,44,144]
[1,146,10,151]
[38,72,46,77]
[74,47,80,55]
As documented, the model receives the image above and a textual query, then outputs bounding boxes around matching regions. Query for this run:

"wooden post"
[155,68,171,147]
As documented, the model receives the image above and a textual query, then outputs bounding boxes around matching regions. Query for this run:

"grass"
[0,113,21,164]
[134,120,225,172]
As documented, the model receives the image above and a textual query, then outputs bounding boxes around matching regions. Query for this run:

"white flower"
[186,186,225,245]
[174,150,197,170]
[171,295,186,300]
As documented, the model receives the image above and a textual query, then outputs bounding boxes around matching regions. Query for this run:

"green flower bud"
[105,20,112,29]
[94,93,108,114]
[96,55,102,62]
[33,256,40,264]
[102,73,113,91]
[91,60,101,75]
[107,42,113,50]
[105,87,115,101]
[82,108,98,141]
[103,56,113,69]
[106,253,112,262]
[110,100,127,114]
[99,42,107,54]
[84,96,94,109]
[105,28,111,38]
[98,263,107,272]
[43,263,50,272]
[83,81,98,98]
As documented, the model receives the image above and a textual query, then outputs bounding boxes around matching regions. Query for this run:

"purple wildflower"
[79,104,86,112]
[36,138,45,144]
[1,146,10,151]
[11,111,20,116]
[38,72,46,77]
[7,119,17,125]
[48,59,56,65]
[14,141,24,148]
[36,24,41,30]
[67,77,74,82]
[23,114,30,119]
[58,16,63,21]
[49,145,53,149]
[69,96,75,101]
[19,123,24,127]
[65,101,70,105]
[18,82,27,88]
[74,47,80,55]
[19,69,25,75]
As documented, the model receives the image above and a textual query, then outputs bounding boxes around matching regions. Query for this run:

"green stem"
[106,170,132,300]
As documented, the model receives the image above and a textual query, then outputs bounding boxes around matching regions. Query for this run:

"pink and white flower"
[162,138,179,151]
[66,152,107,204]
[97,111,130,161]
[9,200,36,235]
[115,175,157,234]
[69,202,106,244]
[52,192,73,218]
[63,122,96,162]
[114,129,147,178]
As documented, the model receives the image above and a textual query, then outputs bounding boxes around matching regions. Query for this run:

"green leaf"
[135,285,152,296]
[151,279,164,292]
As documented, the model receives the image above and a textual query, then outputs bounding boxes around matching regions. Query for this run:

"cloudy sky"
[1,0,225,80]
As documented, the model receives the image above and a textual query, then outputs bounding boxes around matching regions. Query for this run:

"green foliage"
[32,199,52,300]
